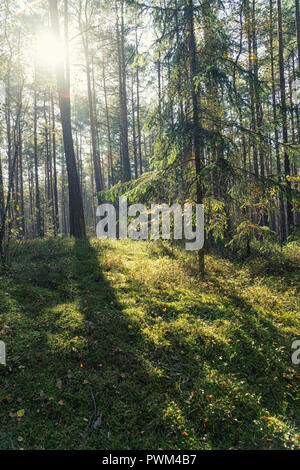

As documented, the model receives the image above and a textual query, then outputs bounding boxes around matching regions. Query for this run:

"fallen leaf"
[2,395,11,403]
[56,379,62,389]
[93,414,102,429]
[16,409,25,418]
[186,391,194,404]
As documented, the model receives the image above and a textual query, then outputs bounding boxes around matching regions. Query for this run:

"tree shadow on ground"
[0,238,298,450]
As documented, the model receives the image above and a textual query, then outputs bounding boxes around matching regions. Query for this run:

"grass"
[0,237,299,450]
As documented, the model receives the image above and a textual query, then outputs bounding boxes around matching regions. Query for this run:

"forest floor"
[0,238,299,450]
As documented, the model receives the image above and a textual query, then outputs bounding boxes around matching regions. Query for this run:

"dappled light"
[0,0,299,453]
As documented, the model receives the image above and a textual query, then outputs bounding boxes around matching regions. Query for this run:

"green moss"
[0,238,299,449]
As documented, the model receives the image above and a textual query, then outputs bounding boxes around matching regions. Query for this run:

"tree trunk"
[116,0,131,181]
[49,0,86,238]
[33,79,43,238]
[269,0,286,241]
[80,7,104,198]
[131,75,138,179]
[186,0,205,278]
[246,0,259,180]
[135,24,143,175]
[295,0,300,72]
[102,63,114,188]
[51,92,59,235]
[277,0,293,236]
[0,153,4,224]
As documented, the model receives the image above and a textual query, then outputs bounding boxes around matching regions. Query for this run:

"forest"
[0,0,299,452]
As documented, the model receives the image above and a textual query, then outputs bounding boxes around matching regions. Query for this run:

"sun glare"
[36,31,65,69]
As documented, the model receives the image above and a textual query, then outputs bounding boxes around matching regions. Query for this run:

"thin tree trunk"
[270,0,285,241]
[295,0,300,72]
[135,24,143,175]
[51,91,59,235]
[79,4,104,198]
[0,153,4,224]
[116,0,131,181]
[33,78,43,238]
[131,75,138,179]
[102,63,113,188]
[277,0,293,235]
[18,117,25,236]
[246,0,259,180]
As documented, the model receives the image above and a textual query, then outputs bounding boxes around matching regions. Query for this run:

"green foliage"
[0,238,299,449]
[100,171,164,204]
[227,221,278,256]
[100,169,188,205]
[205,198,228,242]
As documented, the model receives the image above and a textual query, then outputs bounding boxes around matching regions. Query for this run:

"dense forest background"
[0,0,299,266]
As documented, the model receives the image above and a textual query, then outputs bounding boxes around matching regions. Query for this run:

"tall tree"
[79,0,104,199]
[186,0,205,278]
[269,0,286,241]
[49,0,86,238]
[116,0,131,181]
[277,0,293,235]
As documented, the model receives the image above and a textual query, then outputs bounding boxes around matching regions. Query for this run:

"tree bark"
[269,0,286,241]
[116,0,131,181]
[79,2,104,198]
[102,63,114,188]
[295,0,300,72]
[186,0,205,278]
[131,75,138,179]
[277,0,293,235]
[49,0,86,238]
[51,91,59,235]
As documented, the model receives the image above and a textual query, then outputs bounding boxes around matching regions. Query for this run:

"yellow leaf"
[17,409,25,418]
